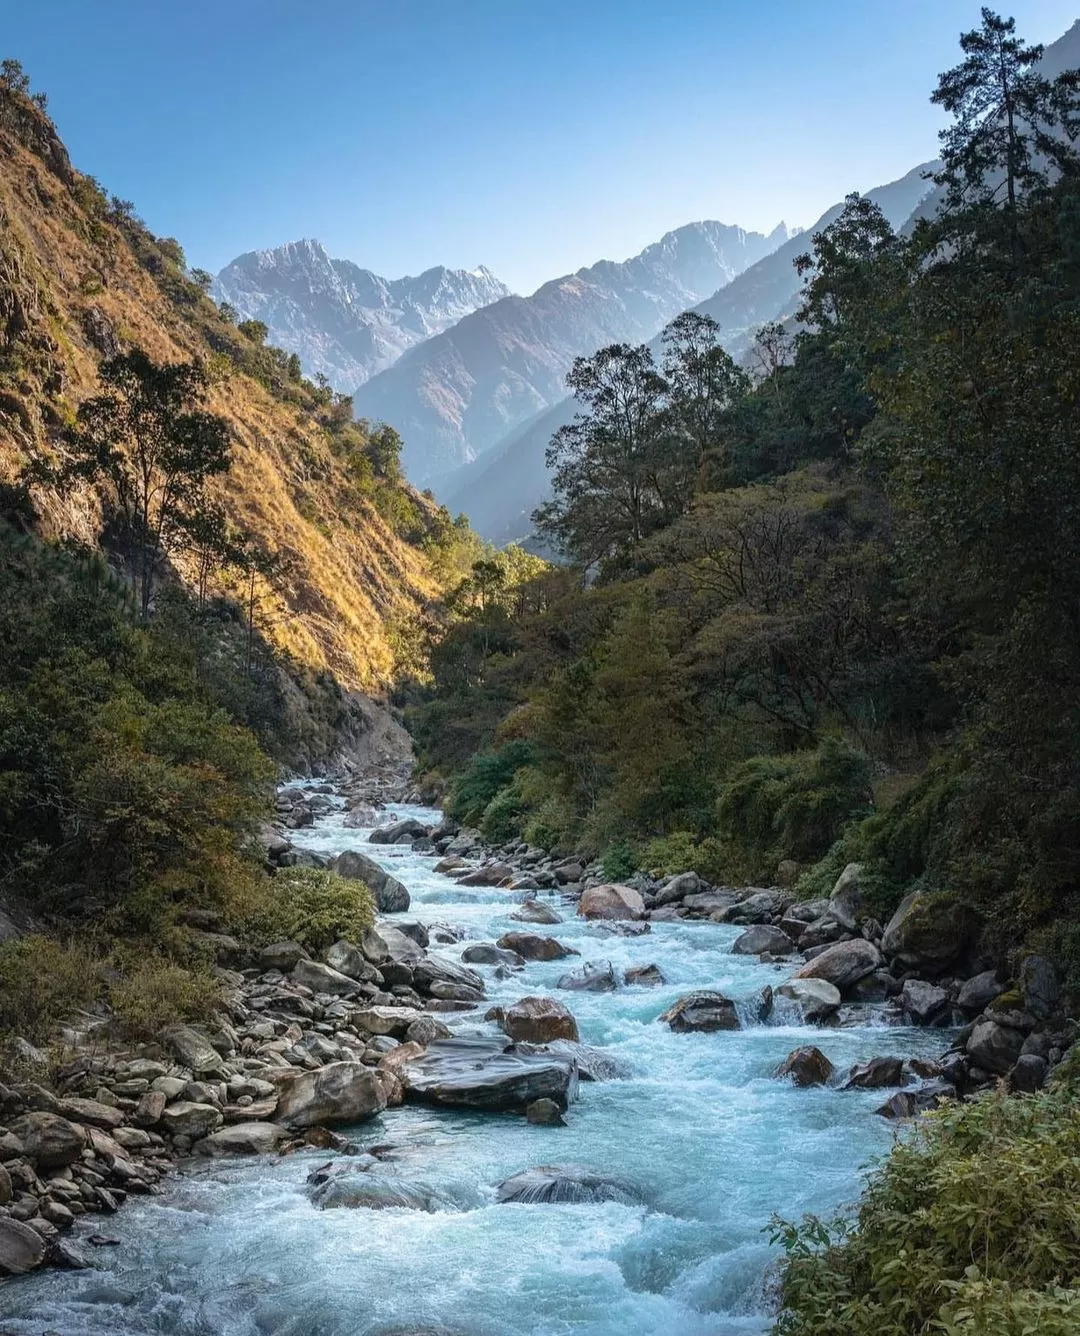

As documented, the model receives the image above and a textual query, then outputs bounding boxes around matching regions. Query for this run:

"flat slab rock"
[402,1036,579,1112]
[495,1163,641,1206]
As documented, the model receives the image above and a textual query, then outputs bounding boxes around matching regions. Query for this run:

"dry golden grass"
[0,118,439,689]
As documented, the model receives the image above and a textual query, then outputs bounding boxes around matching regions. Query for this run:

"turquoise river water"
[0,797,947,1335]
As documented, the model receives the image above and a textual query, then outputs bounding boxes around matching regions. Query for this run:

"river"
[0,797,947,1335]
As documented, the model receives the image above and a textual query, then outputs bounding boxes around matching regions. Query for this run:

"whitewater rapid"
[0,800,947,1335]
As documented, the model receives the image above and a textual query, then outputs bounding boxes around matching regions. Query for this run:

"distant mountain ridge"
[351,220,796,482]
[212,240,510,392]
[446,163,938,543]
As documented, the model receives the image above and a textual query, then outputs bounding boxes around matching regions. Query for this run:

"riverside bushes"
[233,867,375,953]
[771,1089,1080,1335]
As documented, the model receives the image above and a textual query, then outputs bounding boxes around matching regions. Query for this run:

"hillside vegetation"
[409,12,1080,982]
[0,63,461,691]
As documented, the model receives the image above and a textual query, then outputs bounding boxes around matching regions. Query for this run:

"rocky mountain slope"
[352,220,794,482]
[213,241,510,393]
[0,90,440,691]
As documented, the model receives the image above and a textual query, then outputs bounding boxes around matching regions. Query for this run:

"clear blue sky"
[6,1,1078,293]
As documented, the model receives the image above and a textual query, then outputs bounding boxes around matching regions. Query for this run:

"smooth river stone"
[402,1036,579,1112]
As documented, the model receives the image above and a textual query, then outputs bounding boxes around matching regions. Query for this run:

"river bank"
[0,778,1072,1334]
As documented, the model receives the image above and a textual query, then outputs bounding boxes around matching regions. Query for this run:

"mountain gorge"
[213,240,510,393]
[351,219,795,482]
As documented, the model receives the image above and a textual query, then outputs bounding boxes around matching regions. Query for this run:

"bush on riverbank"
[232,866,375,952]
[771,1089,1080,1335]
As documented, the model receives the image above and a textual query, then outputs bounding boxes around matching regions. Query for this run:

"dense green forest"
[409,8,1080,981]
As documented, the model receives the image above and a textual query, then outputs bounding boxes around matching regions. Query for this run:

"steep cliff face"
[213,240,510,392]
[0,88,438,691]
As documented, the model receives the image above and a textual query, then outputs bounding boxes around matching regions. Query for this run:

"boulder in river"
[557,961,616,993]
[659,991,740,1033]
[332,850,411,913]
[775,1046,835,1087]
[496,932,578,961]
[731,925,795,956]
[495,1163,641,1206]
[624,963,665,987]
[195,1122,287,1156]
[577,883,646,921]
[273,1061,388,1128]
[457,864,514,887]
[402,1036,578,1112]
[502,996,580,1044]
[368,818,429,845]
[843,1057,907,1089]
[792,939,882,993]
[461,943,524,967]
[510,899,563,925]
[776,978,841,1021]
[718,888,792,925]
[526,1098,566,1126]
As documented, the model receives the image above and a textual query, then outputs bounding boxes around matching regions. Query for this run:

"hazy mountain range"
[213,18,1080,544]
[212,241,510,391]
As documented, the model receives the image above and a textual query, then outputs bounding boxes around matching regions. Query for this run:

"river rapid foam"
[0,798,948,1336]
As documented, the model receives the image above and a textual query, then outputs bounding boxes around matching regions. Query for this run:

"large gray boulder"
[160,1102,224,1139]
[966,1019,1025,1074]
[719,888,792,925]
[0,1218,46,1274]
[881,891,978,971]
[195,1122,287,1156]
[828,863,864,930]
[325,939,376,982]
[1019,955,1060,1020]
[368,818,429,845]
[292,958,360,997]
[557,961,617,992]
[332,850,410,913]
[510,900,563,925]
[732,925,795,956]
[659,991,740,1033]
[900,978,950,1025]
[957,970,1006,1013]
[792,939,882,993]
[462,943,524,967]
[162,1024,225,1075]
[272,1061,387,1128]
[7,1112,86,1168]
[654,871,704,906]
[403,1037,579,1111]
[776,978,842,1021]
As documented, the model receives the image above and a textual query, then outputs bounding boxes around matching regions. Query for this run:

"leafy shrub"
[0,935,101,1043]
[235,867,375,952]
[601,841,638,881]
[480,785,525,844]
[108,952,221,1039]
[640,831,727,880]
[771,1089,1080,1336]
[446,741,535,827]
[717,738,872,880]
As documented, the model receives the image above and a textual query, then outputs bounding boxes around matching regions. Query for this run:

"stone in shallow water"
[495,932,578,961]
[502,996,580,1044]
[659,991,740,1033]
[624,963,665,986]
[494,1163,642,1206]
[774,1046,835,1088]
[272,1061,387,1128]
[776,978,841,1021]
[510,899,563,925]
[403,1036,578,1112]
[557,961,616,993]
[526,1098,565,1126]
